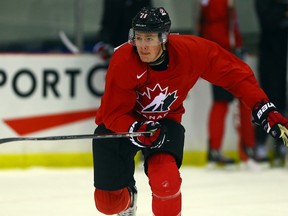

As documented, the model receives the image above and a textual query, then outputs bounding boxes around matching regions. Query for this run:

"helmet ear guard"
[128,28,136,45]
[158,32,169,43]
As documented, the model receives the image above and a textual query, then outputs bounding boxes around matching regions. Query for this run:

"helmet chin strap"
[149,43,169,70]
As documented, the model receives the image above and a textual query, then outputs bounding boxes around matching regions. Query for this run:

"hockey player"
[92,6,288,216]
[198,0,258,167]
[254,0,288,166]
[94,0,152,60]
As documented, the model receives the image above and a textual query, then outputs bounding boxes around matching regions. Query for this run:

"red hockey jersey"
[96,35,267,132]
[199,0,243,50]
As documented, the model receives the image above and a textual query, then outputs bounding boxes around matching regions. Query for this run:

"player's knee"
[147,153,182,199]
[94,187,130,215]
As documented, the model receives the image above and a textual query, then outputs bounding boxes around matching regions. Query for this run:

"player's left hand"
[252,100,288,146]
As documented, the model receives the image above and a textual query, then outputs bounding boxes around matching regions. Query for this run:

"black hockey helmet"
[128,7,171,45]
[132,7,171,33]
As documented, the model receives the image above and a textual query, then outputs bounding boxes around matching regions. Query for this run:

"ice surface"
[0,166,287,216]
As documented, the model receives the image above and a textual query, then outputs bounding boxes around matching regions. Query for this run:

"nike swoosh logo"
[137,70,147,79]
[3,108,98,135]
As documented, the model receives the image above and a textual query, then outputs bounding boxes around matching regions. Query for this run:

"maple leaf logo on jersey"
[136,84,178,119]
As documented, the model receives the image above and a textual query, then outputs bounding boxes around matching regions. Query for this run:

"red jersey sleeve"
[199,0,243,50]
[196,38,268,108]
[170,35,268,109]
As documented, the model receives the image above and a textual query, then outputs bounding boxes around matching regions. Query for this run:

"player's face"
[134,32,163,63]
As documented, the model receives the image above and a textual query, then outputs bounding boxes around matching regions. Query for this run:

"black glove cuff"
[252,100,277,125]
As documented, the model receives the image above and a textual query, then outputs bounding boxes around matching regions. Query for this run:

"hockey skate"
[272,144,287,167]
[239,146,270,170]
[117,186,137,216]
[207,149,236,169]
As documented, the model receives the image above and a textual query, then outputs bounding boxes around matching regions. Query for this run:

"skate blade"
[206,162,237,171]
[239,159,270,171]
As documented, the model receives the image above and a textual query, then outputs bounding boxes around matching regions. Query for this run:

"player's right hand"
[128,121,167,149]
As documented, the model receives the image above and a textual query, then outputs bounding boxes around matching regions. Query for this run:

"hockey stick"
[59,30,79,53]
[0,131,152,145]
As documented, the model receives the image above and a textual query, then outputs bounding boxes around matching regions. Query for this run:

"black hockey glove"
[93,41,114,60]
[252,100,288,146]
[232,47,246,60]
[128,121,167,149]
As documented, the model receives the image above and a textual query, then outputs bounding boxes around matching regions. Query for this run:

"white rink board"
[0,54,257,153]
[0,54,105,153]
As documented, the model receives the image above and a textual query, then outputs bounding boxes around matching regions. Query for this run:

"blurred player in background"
[92,6,288,216]
[94,0,152,60]
[197,0,263,168]
[254,0,288,167]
